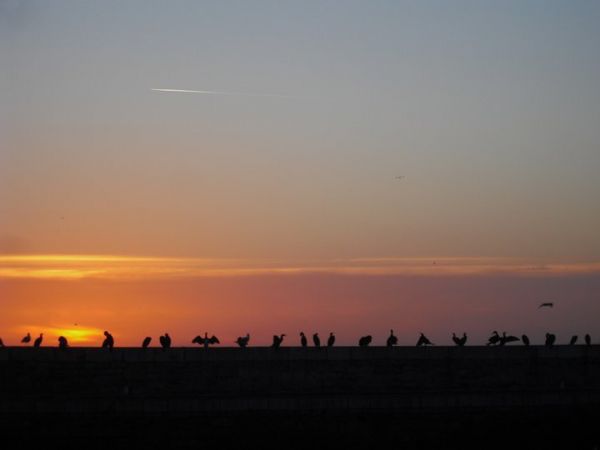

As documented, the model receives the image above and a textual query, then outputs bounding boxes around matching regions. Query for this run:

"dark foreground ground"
[1,346,599,449]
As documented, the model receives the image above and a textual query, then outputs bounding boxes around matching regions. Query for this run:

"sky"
[1,1,600,346]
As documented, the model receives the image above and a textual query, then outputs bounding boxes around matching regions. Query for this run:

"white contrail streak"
[151,88,292,98]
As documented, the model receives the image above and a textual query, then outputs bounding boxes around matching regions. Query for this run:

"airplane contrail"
[151,88,293,98]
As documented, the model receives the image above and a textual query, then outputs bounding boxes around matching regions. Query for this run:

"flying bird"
[21,332,31,344]
[142,337,152,348]
[359,335,372,347]
[192,333,220,348]
[312,333,321,348]
[395,176,405,180]
[151,88,292,98]
[538,302,554,309]
[235,334,250,348]
[327,332,335,347]
[33,333,43,348]
[386,330,398,347]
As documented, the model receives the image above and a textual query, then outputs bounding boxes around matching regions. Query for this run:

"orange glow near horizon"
[2,254,600,281]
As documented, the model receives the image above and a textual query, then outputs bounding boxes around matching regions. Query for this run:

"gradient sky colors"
[1,1,600,346]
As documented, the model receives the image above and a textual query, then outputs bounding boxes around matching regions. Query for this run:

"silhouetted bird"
[327,332,335,347]
[359,335,372,347]
[159,333,171,349]
[272,334,285,349]
[192,333,220,348]
[102,331,114,350]
[33,333,43,348]
[487,331,500,346]
[58,336,68,349]
[300,332,307,347]
[452,332,467,347]
[569,335,578,346]
[499,332,519,346]
[142,337,152,348]
[522,334,530,346]
[545,333,556,347]
[585,334,591,346]
[416,333,433,346]
[21,332,31,344]
[539,302,554,309]
[236,334,250,348]
[0,338,4,348]
[387,330,398,347]
[313,333,321,347]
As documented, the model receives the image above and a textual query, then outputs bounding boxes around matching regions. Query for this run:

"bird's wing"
[210,336,220,344]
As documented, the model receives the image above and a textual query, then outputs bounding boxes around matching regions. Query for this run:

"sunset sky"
[1,1,600,346]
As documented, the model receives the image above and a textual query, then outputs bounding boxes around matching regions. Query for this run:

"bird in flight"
[538,302,554,309]
[395,176,405,180]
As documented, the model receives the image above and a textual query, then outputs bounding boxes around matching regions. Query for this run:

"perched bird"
[521,334,530,346]
[142,337,152,348]
[569,335,578,346]
[272,334,285,349]
[33,333,43,348]
[58,336,68,349]
[387,330,398,347]
[235,334,250,348]
[159,333,171,349]
[327,332,335,347]
[538,302,554,309]
[487,331,501,346]
[313,333,321,347]
[545,333,556,347]
[359,335,372,347]
[21,332,31,344]
[300,332,307,348]
[192,333,220,348]
[102,331,114,350]
[0,338,4,348]
[499,332,519,346]
[585,334,591,346]
[452,332,467,347]
[416,333,433,347]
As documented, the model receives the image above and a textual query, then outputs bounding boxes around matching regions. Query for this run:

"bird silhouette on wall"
[521,334,530,346]
[33,333,43,348]
[21,332,31,344]
[313,333,321,347]
[235,334,250,348]
[272,334,285,349]
[545,333,556,347]
[452,333,467,347]
[487,331,501,346]
[569,335,578,345]
[359,335,372,347]
[499,332,519,346]
[142,337,152,348]
[0,338,4,348]
[58,336,68,349]
[102,331,114,350]
[416,333,434,346]
[159,333,171,349]
[327,332,335,347]
[585,334,591,346]
[192,333,220,348]
[300,332,307,347]
[387,330,398,347]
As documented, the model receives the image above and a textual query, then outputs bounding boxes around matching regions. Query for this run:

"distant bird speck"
[539,302,554,309]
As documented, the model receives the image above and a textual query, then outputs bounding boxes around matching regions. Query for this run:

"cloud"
[1,254,599,280]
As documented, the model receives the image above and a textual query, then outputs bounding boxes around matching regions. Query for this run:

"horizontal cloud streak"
[150,88,293,98]
[1,255,599,280]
